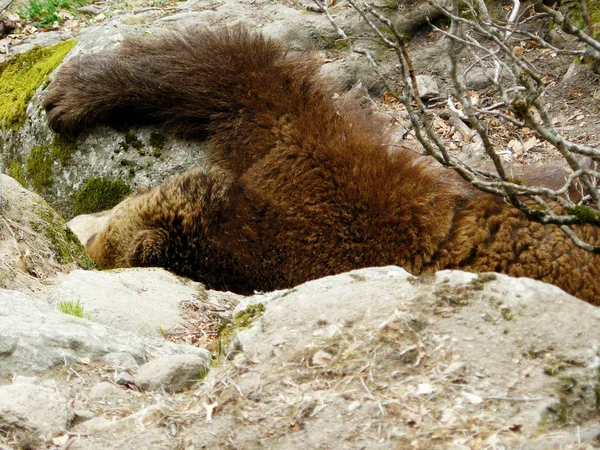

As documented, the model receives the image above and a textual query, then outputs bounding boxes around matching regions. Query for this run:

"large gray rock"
[0,377,74,439]
[212,267,600,448]
[30,267,600,450]
[48,268,202,336]
[0,288,210,375]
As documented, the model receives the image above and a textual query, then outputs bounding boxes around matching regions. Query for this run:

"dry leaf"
[509,424,523,432]
[513,46,524,57]
[312,350,333,366]
[462,392,483,404]
[15,254,27,273]
[52,434,69,446]
[416,383,433,395]
[383,92,398,103]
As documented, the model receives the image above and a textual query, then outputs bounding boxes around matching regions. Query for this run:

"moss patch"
[50,133,76,166]
[25,145,54,192]
[149,132,166,157]
[570,1,600,41]
[73,177,131,216]
[214,303,265,365]
[0,40,77,129]
[7,161,26,186]
[124,132,144,151]
[31,201,96,268]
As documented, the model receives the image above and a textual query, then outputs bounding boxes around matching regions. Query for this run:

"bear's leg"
[126,229,170,267]
[44,27,307,139]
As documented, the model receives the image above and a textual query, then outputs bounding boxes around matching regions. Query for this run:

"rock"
[218,267,600,447]
[73,410,96,422]
[89,382,121,399]
[548,29,567,45]
[0,175,93,294]
[115,372,136,387]
[102,351,140,371]
[77,416,111,433]
[0,288,210,375]
[416,75,440,99]
[464,67,496,90]
[0,377,73,439]
[134,354,210,393]
[48,268,202,336]
[77,5,103,14]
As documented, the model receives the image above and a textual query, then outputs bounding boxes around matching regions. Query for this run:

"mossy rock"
[7,161,26,187]
[73,177,132,216]
[31,201,96,268]
[50,133,77,166]
[0,40,77,129]
[25,145,54,192]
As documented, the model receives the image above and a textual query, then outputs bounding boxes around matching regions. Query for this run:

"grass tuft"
[58,299,90,319]
[19,0,91,27]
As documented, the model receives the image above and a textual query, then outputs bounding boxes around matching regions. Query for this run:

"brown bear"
[44,27,600,303]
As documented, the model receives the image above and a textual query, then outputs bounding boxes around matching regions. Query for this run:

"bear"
[44,26,600,303]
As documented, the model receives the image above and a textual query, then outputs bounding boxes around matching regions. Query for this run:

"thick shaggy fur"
[44,27,600,303]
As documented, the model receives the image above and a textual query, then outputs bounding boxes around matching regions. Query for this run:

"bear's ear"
[126,229,170,267]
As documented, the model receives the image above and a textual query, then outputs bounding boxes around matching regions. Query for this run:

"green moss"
[50,133,76,166]
[32,201,96,268]
[470,273,497,291]
[0,40,77,129]
[214,303,265,366]
[124,132,144,151]
[149,132,166,150]
[349,273,366,282]
[567,205,600,226]
[7,160,26,186]
[334,40,352,51]
[569,1,600,41]
[149,132,166,157]
[25,145,54,192]
[73,177,131,216]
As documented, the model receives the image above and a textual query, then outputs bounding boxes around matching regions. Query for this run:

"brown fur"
[44,27,600,303]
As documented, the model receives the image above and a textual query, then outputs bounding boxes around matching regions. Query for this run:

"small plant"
[18,0,91,27]
[58,299,90,319]
[198,364,209,380]
[157,325,165,335]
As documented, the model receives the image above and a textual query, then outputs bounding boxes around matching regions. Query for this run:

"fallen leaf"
[383,92,398,103]
[513,46,524,57]
[462,392,483,404]
[509,423,523,432]
[52,434,69,446]
[416,383,433,395]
